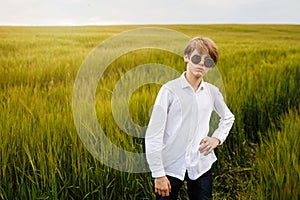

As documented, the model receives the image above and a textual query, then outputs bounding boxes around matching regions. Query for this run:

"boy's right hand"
[154,176,171,197]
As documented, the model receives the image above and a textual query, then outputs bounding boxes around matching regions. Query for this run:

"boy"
[145,36,235,200]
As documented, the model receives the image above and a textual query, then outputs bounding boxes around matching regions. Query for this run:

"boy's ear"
[184,55,189,62]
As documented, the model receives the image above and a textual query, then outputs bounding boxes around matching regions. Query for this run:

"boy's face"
[184,50,212,79]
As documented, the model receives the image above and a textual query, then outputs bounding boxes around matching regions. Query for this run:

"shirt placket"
[185,89,200,178]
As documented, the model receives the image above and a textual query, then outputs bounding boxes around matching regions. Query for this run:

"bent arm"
[211,88,235,145]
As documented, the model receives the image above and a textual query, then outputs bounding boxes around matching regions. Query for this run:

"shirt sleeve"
[145,86,170,178]
[211,87,235,145]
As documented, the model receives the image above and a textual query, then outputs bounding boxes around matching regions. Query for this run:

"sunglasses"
[190,54,216,68]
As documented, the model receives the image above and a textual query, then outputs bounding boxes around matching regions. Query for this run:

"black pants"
[155,169,212,200]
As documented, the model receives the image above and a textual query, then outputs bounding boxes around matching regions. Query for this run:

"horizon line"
[0,22,299,27]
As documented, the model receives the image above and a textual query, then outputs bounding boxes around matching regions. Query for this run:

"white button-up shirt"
[145,72,235,180]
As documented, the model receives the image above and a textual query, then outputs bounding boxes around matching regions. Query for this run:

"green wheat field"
[0,25,299,199]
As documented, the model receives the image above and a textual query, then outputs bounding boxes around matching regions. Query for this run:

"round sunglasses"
[190,54,215,68]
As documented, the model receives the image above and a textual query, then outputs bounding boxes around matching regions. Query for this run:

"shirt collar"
[180,72,206,91]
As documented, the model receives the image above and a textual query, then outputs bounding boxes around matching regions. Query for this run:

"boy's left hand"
[199,136,220,156]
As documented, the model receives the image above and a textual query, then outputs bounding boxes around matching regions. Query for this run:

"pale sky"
[1,0,299,25]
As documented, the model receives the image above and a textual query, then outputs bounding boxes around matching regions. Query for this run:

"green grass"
[255,107,300,199]
[0,25,299,199]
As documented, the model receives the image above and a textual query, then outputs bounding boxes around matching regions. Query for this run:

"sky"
[1,0,299,25]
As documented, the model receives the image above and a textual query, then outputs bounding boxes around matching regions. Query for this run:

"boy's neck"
[185,72,202,92]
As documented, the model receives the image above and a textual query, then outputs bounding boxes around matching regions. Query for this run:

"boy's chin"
[192,71,204,78]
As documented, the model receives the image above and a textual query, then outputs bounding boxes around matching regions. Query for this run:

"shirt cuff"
[151,168,166,178]
[211,132,224,145]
